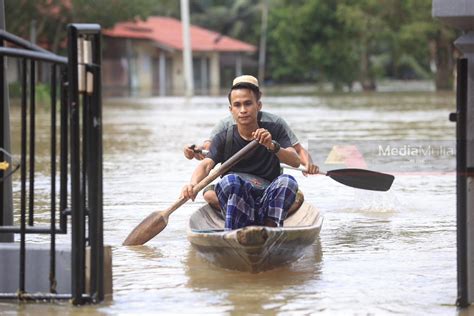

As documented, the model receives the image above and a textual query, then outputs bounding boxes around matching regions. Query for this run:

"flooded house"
[103,16,257,97]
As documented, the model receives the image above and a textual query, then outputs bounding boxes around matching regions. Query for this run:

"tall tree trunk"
[359,39,376,91]
[434,33,454,91]
[51,21,63,54]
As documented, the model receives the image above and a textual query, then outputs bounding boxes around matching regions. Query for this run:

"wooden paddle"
[193,148,395,191]
[282,164,394,191]
[123,140,260,246]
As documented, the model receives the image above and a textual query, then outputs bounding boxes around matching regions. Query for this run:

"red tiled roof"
[103,16,256,53]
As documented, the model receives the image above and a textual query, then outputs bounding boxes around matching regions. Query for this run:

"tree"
[395,0,458,90]
[5,0,161,53]
[267,0,358,90]
[266,0,458,91]
[190,0,261,46]
[6,0,457,91]
[336,0,393,90]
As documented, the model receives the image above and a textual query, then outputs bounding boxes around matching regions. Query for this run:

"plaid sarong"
[215,174,298,230]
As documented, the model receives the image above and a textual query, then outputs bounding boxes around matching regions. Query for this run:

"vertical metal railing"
[0,27,4,230]
[60,66,69,233]
[19,58,27,294]
[28,60,35,227]
[451,58,468,307]
[67,23,103,305]
[88,31,104,302]
[0,24,104,305]
[0,1,14,243]
[50,63,57,294]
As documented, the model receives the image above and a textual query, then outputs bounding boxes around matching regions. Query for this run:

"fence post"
[0,0,13,243]
[68,24,85,305]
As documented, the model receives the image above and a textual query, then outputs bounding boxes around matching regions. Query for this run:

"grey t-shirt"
[208,111,299,146]
[208,122,293,181]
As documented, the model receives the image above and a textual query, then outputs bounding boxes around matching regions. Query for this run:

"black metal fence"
[0,24,104,305]
[451,58,468,307]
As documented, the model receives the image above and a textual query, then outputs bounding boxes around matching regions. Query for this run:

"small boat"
[187,201,323,273]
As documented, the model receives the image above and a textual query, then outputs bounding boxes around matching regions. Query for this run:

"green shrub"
[8,81,52,107]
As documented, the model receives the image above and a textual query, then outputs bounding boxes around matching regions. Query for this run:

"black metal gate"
[450,58,468,307]
[0,24,104,305]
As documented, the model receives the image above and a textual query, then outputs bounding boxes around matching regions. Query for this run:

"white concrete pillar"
[210,52,220,96]
[200,56,208,94]
[159,51,166,96]
[235,53,242,77]
[180,0,194,97]
[125,39,134,96]
[137,48,152,96]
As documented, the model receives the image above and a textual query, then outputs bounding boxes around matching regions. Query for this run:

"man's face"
[229,88,262,126]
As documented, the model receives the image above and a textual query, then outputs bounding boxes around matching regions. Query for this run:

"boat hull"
[187,202,323,273]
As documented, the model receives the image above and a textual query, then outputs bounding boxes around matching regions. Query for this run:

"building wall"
[135,45,154,97]
[102,37,255,97]
[171,53,184,95]
[102,38,130,97]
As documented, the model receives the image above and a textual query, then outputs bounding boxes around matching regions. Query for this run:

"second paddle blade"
[326,168,395,192]
[123,210,169,246]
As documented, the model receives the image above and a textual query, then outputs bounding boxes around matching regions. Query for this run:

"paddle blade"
[123,211,169,246]
[326,168,394,191]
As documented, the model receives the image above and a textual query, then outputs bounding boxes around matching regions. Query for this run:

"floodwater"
[0,91,465,314]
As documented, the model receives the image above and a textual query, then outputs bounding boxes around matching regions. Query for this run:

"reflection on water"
[185,241,323,314]
[1,92,462,314]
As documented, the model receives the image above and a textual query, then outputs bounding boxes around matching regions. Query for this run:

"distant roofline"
[103,16,257,53]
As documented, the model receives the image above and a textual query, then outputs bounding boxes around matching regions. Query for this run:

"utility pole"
[258,0,269,85]
[0,0,13,242]
[180,0,194,97]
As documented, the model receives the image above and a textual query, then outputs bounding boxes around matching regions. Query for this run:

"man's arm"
[293,143,319,175]
[181,158,216,201]
[275,146,300,168]
[183,141,211,160]
[253,128,300,167]
[184,116,232,160]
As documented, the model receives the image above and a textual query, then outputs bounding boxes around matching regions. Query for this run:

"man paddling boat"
[183,76,319,210]
[184,111,316,173]
[123,76,393,245]
[181,75,301,229]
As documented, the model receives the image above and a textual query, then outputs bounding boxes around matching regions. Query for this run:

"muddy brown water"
[1,92,465,314]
